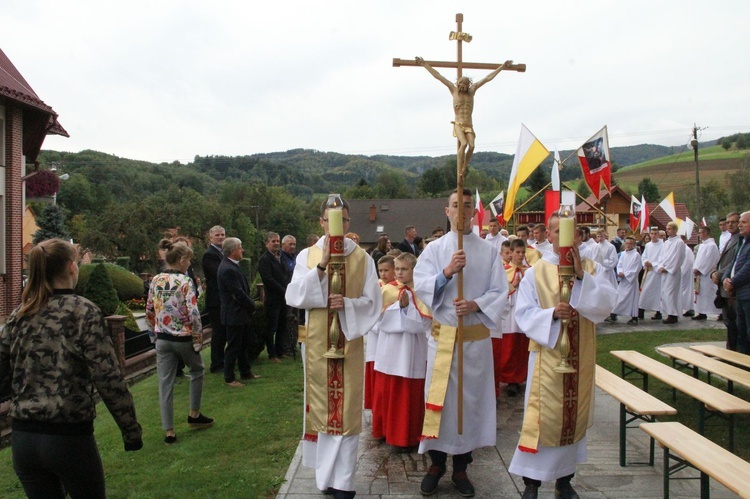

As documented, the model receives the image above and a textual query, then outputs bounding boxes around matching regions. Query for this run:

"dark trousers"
[427,450,473,473]
[12,431,106,499]
[265,300,288,359]
[207,306,226,369]
[734,298,750,354]
[224,324,251,382]
[723,301,739,351]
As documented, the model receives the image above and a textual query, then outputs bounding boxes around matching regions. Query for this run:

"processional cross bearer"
[394,13,525,434]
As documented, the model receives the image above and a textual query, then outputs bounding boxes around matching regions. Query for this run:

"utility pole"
[690,124,701,222]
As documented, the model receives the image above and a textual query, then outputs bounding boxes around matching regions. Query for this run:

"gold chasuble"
[518,259,597,453]
[305,245,367,439]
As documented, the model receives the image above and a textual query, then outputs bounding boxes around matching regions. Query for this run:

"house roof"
[647,202,699,244]
[575,185,631,213]
[347,199,450,246]
[0,48,68,142]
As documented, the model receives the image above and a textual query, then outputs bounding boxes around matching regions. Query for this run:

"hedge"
[77,263,145,301]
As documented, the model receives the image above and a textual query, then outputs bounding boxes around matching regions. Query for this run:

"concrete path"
[278,316,735,498]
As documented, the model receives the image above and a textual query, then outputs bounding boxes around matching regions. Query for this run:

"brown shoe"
[225,380,245,387]
[662,316,678,324]
[270,357,282,364]
[241,373,261,380]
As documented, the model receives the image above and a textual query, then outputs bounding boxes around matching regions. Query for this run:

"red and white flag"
[489,191,505,226]
[577,126,612,200]
[639,195,650,234]
[473,188,486,236]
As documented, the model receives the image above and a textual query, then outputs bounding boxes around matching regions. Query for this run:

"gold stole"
[518,259,596,452]
[304,245,366,437]
[421,321,489,440]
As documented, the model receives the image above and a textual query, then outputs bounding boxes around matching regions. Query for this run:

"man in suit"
[712,212,742,350]
[202,225,226,373]
[217,237,258,386]
[397,225,419,255]
[258,232,292,363]
[723,211,750,354]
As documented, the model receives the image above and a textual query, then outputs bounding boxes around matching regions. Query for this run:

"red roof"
[0,48,68,137]
[647,202,699,245]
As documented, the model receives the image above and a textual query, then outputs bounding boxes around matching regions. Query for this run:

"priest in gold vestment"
[285,199,382,499]
[508,215,616,499]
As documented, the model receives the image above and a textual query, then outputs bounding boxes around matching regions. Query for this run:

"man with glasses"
[285,198,382,499]
[713,212,742,350]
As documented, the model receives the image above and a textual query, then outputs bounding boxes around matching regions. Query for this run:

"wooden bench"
[641,421,750,498]
[657,345,750,395]
[690,344,750,371]
[595,365,676,467]
[611,350,750,451]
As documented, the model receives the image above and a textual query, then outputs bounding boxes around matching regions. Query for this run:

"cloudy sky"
[4,0,749,164]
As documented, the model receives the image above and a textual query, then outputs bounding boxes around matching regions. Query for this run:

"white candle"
[559,218,574,247]
[328,209,344,236]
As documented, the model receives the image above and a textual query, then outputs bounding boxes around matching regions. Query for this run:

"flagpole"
[560,181,619,227]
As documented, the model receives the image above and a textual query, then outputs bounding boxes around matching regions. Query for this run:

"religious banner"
[576,126,612,200]
[629,195,642,232]
[658,192,678,223]
[504,124,550,221]
[544,190,560,225]
[490,191,505,225]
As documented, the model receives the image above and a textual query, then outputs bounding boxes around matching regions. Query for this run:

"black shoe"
[683,310,695,317]
[604,315,616,323]
[507,383,520,397]
[627,318,638,325]
[651,313,662,320]
[555,480,580,499]
[662,316,678,324]
[638,309,645,320]
[420,465,445,496]
[331,489,356,499]
[451,471,475,498]
[187,413,215,429]
[522,484,539,499]
[692,314,708,321]
[164,434,177,444]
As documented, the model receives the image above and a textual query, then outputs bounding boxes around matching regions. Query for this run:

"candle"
[559,217,574,247]
[328,209,344,237]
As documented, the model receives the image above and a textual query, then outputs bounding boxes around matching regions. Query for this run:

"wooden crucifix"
[394,13,525,434]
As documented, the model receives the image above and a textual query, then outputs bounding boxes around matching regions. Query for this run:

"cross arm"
[393,58,526,73]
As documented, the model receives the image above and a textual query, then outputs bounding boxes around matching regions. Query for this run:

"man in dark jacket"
[258,232,292,363]
[397,225,419,255]
[217,237,257,386]
[722,211,750,354]
[712,212,742,350]
[202,225,226,373]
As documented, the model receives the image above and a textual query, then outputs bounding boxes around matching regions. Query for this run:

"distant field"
[614,147,748,198]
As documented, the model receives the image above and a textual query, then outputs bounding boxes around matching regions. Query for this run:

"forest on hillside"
[34,140,739,274]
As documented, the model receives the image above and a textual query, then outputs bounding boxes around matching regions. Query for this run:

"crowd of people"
[2,200,747,499]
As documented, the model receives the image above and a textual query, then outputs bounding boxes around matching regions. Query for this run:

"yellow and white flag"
[504,124,550,221]
[658,192,683,227]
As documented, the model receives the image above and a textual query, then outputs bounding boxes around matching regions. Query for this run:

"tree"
[727,165,750,210]
[418,167,449,197]
[32,204,70,244]
[721,137,733,150]
[736,135,748,150]
[374,171,410,199]
[637,178,660,203]
[83,263,119,316]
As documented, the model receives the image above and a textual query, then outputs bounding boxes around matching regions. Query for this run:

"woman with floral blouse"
[147,239,214,444]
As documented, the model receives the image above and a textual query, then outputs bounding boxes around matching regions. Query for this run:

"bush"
[115,302,140,332]
[77,263,145,301]
[115,257,131,270]
[83,263,119,316]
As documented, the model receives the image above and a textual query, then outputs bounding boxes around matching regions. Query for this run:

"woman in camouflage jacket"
[0,238,142,498]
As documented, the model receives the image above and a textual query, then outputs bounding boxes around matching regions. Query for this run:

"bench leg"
[729,413,735,453]
[649,435,655,467]
[700,472,710,499]
[620,403,626,467]
[663,447,670,499]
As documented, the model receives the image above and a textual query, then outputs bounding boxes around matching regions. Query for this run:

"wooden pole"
[455,12,465,435]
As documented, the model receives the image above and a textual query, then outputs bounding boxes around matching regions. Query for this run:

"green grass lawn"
[0,350,304,498]
[597,327,750,460]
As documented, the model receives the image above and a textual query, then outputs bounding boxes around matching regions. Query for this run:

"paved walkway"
[278,315,735,498]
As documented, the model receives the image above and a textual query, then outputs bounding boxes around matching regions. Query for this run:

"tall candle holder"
[554,203,576,374]
[323,194,346,360]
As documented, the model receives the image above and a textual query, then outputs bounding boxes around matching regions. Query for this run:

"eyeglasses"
[322,218,351,223]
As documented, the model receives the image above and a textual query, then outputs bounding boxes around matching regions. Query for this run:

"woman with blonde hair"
[0,238,142,498]
[146,239,214,444]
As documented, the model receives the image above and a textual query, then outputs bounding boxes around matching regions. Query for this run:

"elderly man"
[414,188,507,497]
[285,198,382,499]
[693,226,721,321]
[638,227,664,320]
[202,225,227,373]
[723,211,750,353]
[659,222,686,324]
[712,213,741,349]
[509,214,616,499]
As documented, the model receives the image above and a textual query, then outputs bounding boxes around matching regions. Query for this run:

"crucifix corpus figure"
[415,56,513,171]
